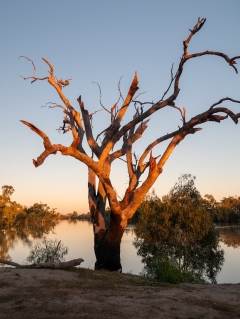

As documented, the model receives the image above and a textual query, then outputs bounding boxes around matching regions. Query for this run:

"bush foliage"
[134,174,225,284]
[26,238,69,264]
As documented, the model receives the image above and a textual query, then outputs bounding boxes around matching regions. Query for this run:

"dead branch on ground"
[0,258,84,269]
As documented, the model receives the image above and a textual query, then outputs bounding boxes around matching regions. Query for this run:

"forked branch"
[19,56,48,83]
[20,120,98,171]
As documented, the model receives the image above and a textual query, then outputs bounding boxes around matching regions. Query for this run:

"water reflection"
[216,225,240,248]
[0,221,239,283]
[0,220,58,262]
[0,229,16,261]
[124,226,135,236]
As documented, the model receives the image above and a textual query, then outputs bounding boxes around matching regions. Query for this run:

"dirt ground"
[0,267,240,319]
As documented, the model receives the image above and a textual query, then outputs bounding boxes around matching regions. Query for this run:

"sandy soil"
[0,267,240,319]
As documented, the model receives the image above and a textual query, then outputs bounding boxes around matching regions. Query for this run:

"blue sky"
[0,1,240,214]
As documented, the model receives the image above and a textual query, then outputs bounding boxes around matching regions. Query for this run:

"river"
[0,220,239,283]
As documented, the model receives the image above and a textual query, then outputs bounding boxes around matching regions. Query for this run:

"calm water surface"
[1,220,239,283]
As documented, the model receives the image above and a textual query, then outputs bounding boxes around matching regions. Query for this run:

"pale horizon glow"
[0,1,240,214]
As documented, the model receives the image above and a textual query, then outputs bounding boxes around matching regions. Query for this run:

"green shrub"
[142,254,181,284]
[26,238,68,265]
[134,175,224,284]
[141,253,205,284]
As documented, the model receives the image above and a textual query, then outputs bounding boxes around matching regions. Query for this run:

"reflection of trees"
[0,221,57,265]
[68,219,78,224]
[0,229,17,261]
[124,227,135,236]
[0,185,60,264]
[15,218,59,239]
[217,226,240,248]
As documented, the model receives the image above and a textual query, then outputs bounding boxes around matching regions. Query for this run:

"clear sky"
[0,0,240,215]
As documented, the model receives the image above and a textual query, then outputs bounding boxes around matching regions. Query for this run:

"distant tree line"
[0,185,240,229]
[62,211,91,220]
[203,194,240,223]
[1,184,239,229]
[0,185,60,230]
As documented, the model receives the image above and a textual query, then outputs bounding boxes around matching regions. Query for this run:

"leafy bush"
[26,238,68,265]
[134,174,225,284]
[141,254,182,284]
[141,253,205,284]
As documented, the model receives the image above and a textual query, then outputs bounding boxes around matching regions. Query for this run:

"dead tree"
[20,18,240,271]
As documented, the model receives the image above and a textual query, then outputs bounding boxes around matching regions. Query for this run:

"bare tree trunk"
[94,213,125,272]
[88,167,126,271]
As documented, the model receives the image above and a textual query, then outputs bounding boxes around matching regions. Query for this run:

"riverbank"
[0,267,239,318]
